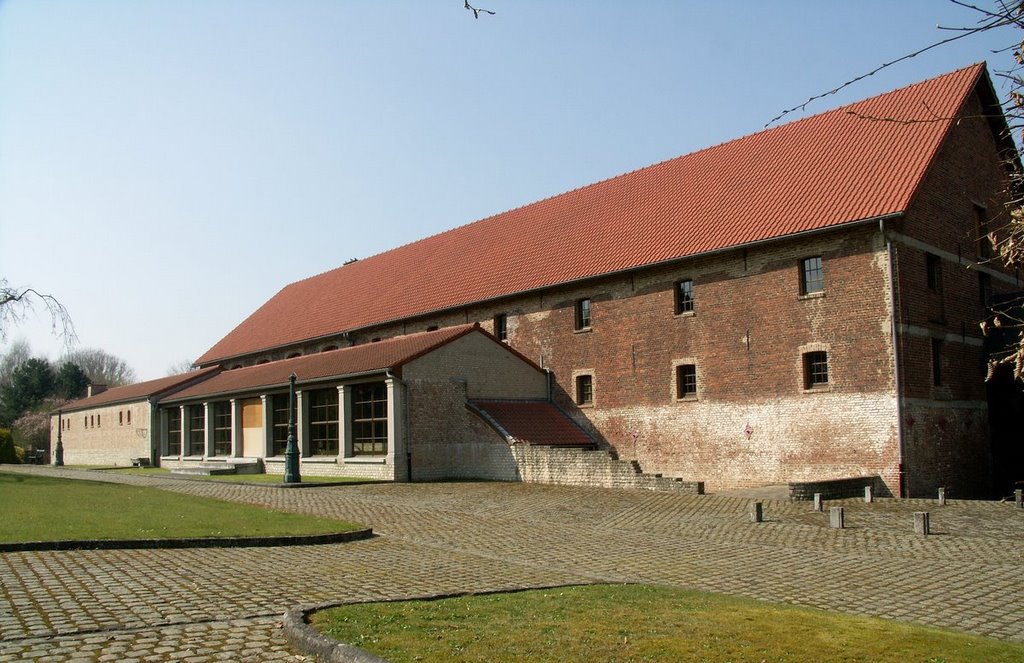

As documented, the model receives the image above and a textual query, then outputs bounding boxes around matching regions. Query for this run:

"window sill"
[576,402,594,409]
[304,456,339,464]
[798,292,825,301]
[673,311,696,319]
[675,395,699,403]
[574,327,593,334]
[802,385,832,394]
[343,456,388,464]
[160,455,181,460]
[181,455,204,460]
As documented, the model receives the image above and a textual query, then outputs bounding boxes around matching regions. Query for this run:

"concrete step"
[171,465,238,476]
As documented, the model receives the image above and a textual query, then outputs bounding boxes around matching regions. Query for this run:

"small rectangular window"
[800,257,824,295]
[926,253,943,292]
[575,298,592,330]
[676,364,697,399]
[675,280,694,314]
[119,411,123,426]
[803,351,829,389]
[931,338,943,386]
[127,410,131,426]
[575,374,593,405]
[494,313,508,341]
[979,272,992,306]
[975,204,993,259]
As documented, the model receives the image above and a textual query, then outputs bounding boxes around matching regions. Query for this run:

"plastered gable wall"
[401,331,545,480]
[401,331,547,399]
[890,89,1016,497]
[50,401,152,466]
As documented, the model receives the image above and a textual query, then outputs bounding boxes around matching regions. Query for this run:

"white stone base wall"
[580,392,901,494]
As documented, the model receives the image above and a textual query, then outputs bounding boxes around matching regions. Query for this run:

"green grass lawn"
[311,584,1024,663]
[0,472,361,542]
[100,467,375,484]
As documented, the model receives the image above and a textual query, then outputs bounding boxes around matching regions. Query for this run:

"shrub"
[0,429,19,464]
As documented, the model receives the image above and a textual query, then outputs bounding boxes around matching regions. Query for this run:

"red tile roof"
[58,367,221,413]
[198,64,989,365]
[164,325,477,402]
[470,400,596,447]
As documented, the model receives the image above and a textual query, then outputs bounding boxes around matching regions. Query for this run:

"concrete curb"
[283,605,391,663]
[0,528,373,553]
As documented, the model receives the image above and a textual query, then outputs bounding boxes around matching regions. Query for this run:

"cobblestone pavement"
[1,466,1023,661]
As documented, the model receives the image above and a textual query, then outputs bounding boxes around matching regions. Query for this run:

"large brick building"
[53,63,1022,497]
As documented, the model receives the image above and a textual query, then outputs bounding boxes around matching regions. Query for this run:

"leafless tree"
[0,278,76,347]
[166,359,198,376]
[63,347,137,387]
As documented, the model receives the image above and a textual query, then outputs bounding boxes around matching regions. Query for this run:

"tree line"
[0,340,136,460]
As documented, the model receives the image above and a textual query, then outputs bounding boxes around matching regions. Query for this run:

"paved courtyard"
[1,466,1022,661]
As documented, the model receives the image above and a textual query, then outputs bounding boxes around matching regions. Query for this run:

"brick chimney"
[87,384,108,398]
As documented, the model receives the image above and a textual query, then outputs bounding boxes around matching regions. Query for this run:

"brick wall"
[888,89,1016,497]
[50,401,153,466]
[215,89,1012,497]
[405,379,520,482]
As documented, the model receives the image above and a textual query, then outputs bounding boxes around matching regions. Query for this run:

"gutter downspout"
[882,219,907,497]
[148,397,160,468]
[385,369,412,482]
[545,368,553,403]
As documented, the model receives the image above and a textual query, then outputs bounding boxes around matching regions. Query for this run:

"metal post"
[284,374,301,484]
[54,410,64,466]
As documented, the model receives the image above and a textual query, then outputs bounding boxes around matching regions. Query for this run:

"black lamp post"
[54,410,64,466]
[284,373,301,483]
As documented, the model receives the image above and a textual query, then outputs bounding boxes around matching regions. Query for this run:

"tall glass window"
[272,394,290,456]
[351,382,387,456]
[308,388,339,456]
[166,408,181,456]
[189,406,206,456]
[213,402,232,456]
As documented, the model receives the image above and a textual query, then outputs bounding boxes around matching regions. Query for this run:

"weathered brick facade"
[54,67,1020,497]
[216,83,1016,497]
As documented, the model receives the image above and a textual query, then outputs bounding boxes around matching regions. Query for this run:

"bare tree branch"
[464,0,495,19]
[0,279,77,348]
[765,8,1010,127]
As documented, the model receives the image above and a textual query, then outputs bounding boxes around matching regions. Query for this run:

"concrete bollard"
[829,506,844,529]
[914,511,930,535]
[1016,489,1023,509]
[864,485,873,503]
[750,501,763,523]
[938,487,946,506]
[813,493,823,512]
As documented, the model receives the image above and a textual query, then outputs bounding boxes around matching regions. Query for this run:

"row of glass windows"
[569,257,826,332]
[164,382,388,457]
[573,351,830,406]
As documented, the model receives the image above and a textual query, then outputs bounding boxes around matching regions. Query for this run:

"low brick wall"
[788,475,884,501]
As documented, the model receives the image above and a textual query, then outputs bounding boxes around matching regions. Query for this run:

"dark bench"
[130,457,151,468]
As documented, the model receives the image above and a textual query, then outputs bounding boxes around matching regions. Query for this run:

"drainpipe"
[545,368,553,403]
[385,369,412,482]
[882,219,907,497]
[148,397,159,467]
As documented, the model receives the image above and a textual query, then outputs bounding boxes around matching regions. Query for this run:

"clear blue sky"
[0,1,1019,380]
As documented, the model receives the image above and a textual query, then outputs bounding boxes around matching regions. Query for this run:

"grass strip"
[311,584,1024,663]
[0,472,360,542]
[101,467,375,484]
